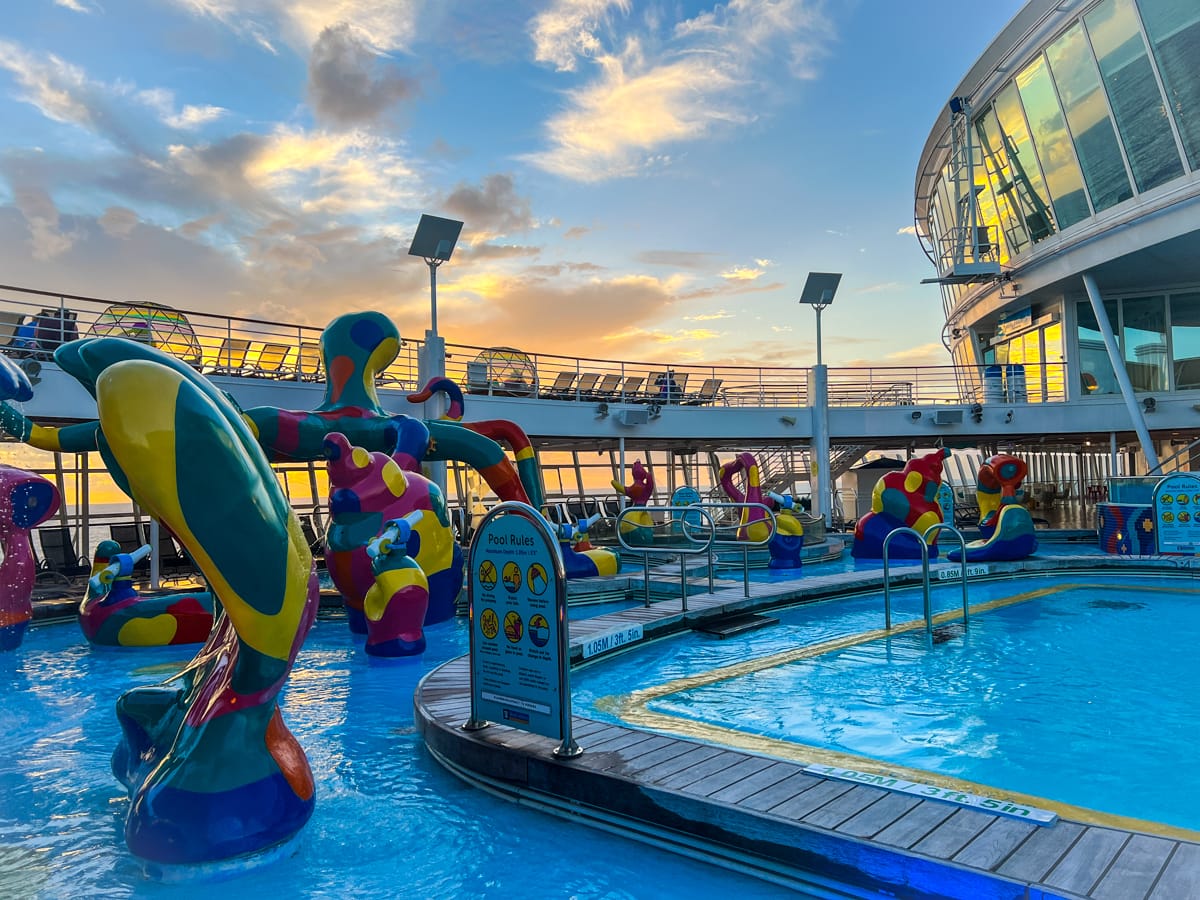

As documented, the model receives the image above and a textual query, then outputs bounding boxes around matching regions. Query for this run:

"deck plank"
[1148,841,1200,900]
[1091,834,1175,900]
[835,791,922,839]
[738,771,825,812]
[655,750,754,790]
[765,778,855,820]
[680,756,776,798]
[1042,827,1129,896]
[802,785,887,830]
[636,745,726,783]
[996,821,1085,883]
[707,762,796,805]
[952,816,1038,871]
[910,808,995,859]
[872,800,957,849]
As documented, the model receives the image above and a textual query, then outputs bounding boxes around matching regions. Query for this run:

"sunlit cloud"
[53,0,93,12]
[165,104,227,129]
[684,310,734,321]
[842,342,951,367]
[720,265,764,282]
[441,174,535,242]
[527,0,833,181]
[896,225,916,235]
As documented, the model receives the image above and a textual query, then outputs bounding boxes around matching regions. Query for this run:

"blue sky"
[0,0,1023,368]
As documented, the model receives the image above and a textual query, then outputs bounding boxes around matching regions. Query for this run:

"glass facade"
[1073,292,1200,394]
[925,0,1196,284]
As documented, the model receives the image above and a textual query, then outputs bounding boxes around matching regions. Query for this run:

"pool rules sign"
[1153,473,1200,554]
[465,502,581,758]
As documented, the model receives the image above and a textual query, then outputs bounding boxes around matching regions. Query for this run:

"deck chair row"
[538,372,726,405]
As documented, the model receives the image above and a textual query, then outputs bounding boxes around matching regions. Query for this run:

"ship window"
[1135,0,1200,169]
[1121,295,1168,392]
[994,83,1058,242]
[1169,293,1200,389]
[1046,23,1134,212]
[1076,299,1120,395]
[1085,0,1184,191]
[1016,55,1091,230]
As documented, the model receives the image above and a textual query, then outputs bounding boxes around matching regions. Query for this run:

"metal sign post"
[464,501,581,758]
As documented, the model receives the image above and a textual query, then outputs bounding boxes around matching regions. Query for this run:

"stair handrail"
[923,522,970,628]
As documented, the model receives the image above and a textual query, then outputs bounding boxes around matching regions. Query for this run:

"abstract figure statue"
[78,540,214,646]
[947,453,1038,562]
[0,342,318,867]
[612,460,655,545]
[852,448,952,559]
[0,462,60,651]
[717,453,804,570]
[553,512,620,578]
[324,431,462,651]
[362,511,430,657]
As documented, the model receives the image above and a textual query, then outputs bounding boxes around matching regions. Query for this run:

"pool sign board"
[804,765,1057,825]
[670,485,703,534]
[1152,473,1200,553]
[935,482,954,527]
[466,502,581,758]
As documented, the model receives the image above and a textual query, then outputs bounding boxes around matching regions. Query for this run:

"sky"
[0,0,1026,369]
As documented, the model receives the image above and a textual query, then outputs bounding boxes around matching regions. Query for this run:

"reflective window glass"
[975,111,1030,255]
[1077,299,1120,394]
[1023,330,1044,402]
[1136,0,1200,169]
[1046,24,1134,211]
[1122,295,1167,391]
[993,83,1057,242]
[1044,323,1065,401]
[1169,292,1200,388]
[1085,0,1184,190]
[1016,56,1091,229]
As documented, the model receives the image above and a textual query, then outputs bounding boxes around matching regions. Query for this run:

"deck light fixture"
[798,272,842,367]
[799,272,842,529]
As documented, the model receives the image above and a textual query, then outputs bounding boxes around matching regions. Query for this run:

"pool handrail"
[682,502,776,598]
[615,504,718,610]
[923,522,970,628]
[881,526,933,638]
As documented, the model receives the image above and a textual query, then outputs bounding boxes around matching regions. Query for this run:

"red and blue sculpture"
[0,462,60,651]
[78,540,215,646]
[946,454,1038,562]
[612,460,655,544]
[852,448,951,559]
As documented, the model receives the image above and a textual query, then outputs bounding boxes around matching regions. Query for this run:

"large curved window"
[994,83,1057,242]
[1085,0,1184,190]
[1016,56,1091,229]
[1045,23,1134,212]
[1136,0,1200,169]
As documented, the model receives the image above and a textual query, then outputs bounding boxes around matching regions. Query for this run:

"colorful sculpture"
[553,512,620,578]
[612,460,655,544]
[0,342,318,867]
[324,431,462,646]
[78,540,215,646]
[1098,503,1155,555]
[717,453,804,570]
[852,448,951,559]
[362,511,430,657]
[0,463,60,651]
[946,454,1038,562]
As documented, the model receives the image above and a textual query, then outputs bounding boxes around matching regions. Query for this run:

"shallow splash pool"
[0,615,804,900]
[573,572,1200,836]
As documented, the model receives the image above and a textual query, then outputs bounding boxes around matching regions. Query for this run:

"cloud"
[165,104,227,130]
[684,310,734,321]
[841,342,951,367]
[99,206,139,237]
[166,0,422,54]
[857,281,901,294]
[12,186,76,260]
[307,23,418,129]
[441,174,535,241]
[461,243,541,262]
[531,0,631,72]
[635,249,714,269]
[896,225,916,235]
[563,225,590,239]
[526,0,833,181]
[53,0,93,12]
[720,265,764,282]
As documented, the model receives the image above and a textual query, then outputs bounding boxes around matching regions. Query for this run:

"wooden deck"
[416,556,1200,900]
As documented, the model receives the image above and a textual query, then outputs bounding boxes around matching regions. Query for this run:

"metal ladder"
[881,524,970,641]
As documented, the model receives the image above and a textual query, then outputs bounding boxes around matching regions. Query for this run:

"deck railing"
[0,283,1067,408]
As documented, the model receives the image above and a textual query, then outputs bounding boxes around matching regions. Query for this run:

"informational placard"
[1152,473,1200,554]
[804,765,1056,825]
[670,485,703,533]
[466,502,580,757]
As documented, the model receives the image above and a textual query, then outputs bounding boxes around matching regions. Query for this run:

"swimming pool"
[0,616,805,899]
[574,572,1200,836]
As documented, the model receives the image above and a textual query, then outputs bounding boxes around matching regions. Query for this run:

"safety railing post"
[924,523,970,627]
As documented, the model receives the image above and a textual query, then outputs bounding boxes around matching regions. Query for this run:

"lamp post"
[799,272,843,528]
[408,214,464,495]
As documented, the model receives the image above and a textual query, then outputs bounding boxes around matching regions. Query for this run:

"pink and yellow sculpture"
[323,431,462,656]
[0,464,60,651]
[612,460,655,544]
[852,448,951,559]
[717,453,804,570]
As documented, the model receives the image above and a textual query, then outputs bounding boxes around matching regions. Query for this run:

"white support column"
[810,364,832,527]
[419,330,448,497]
[1081,273,1159,471]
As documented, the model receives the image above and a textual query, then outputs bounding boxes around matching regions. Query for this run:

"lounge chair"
[250,342,292,379]
[618,375,645,402]
[298,515,326,562]
[540,371,577,400]
[141,522,196,581]
[683,378,726,405]
[37,526,91,579]
[573,373,601,400]
[588,374,622,400]
[297,341,324,382]
[205,337,251,376]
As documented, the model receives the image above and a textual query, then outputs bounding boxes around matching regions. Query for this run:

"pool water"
[0,616,804,900]
[574,573,1200,834]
